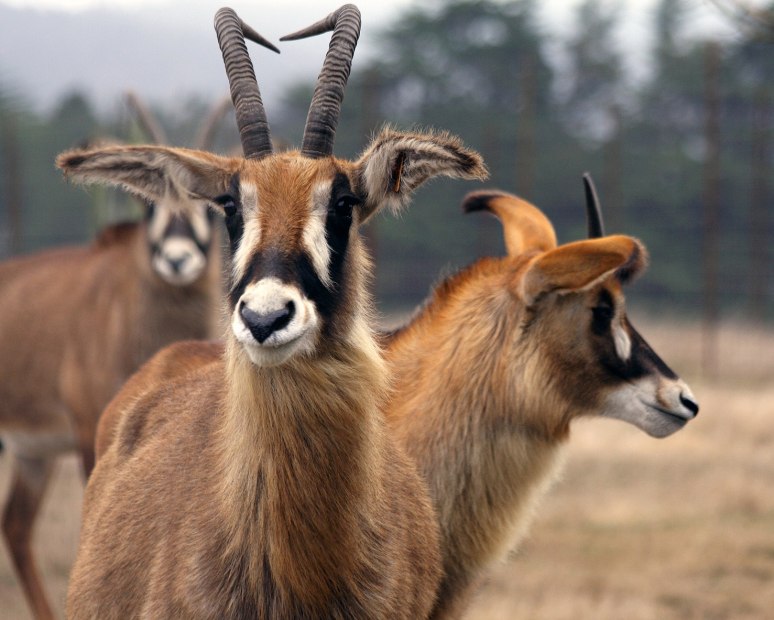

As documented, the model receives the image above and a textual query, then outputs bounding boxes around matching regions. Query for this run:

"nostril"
[680,393,699,416]
[240,301,295,344]
[169,257,186,273]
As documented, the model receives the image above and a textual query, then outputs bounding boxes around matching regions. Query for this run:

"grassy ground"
[0,319,772,619]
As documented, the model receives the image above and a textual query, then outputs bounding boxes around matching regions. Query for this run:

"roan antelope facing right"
[384,179,699,618]
[60,6,487,618]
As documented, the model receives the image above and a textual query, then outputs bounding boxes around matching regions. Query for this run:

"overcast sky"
[0,0,742,114]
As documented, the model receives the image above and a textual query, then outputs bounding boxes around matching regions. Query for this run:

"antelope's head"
[464,178,698,438]
[124,92,229,287]
[57,6,486,367]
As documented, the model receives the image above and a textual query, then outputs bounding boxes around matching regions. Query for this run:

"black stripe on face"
[228,247,299,308]
[321,172,356,293]
[164,213,212,256]
[591,289,678,382]
[227,173,356,331]
[300,172,357,330]
[210,173,244,257]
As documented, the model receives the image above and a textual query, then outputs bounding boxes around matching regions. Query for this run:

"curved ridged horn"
[125,92,168,145]
[214,8,279,159]
[281,4,361,158]
[194,96,232,151]
[582,172,606,238]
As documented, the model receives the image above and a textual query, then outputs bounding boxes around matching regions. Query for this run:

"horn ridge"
[281,4,361,159]
[214,8,277,159]
[583,172,606,238]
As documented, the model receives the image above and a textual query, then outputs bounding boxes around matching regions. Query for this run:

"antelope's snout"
[601,374,700,439]
[231,277,319,366]
[154,237,207,286]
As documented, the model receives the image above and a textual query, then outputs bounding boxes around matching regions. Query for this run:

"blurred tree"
[560,0,625,143]
[0,1,771,319]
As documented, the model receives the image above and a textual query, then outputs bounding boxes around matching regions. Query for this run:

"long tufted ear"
[353,127,488,221]
[463,190,557,256]
[57,145,240,212]
[519,235,648,305]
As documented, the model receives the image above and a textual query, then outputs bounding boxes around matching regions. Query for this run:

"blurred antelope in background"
[383,177,699,618]
[60,6,486,618]
[0,93,227,620]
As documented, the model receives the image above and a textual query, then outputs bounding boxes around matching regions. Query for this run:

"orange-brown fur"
[0,222,219,620]
[383,193,690,618]
[60,125,487,618]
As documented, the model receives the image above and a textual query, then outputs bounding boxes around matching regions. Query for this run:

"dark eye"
[332,194,359,218]
[145,201,156,220]
[591,304,615,332]
[214,194,238,218]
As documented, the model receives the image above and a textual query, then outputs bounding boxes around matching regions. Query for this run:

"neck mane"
[386,256,569,598]
[216,322,387,607]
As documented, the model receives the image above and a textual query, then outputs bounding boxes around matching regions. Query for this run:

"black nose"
[680,393,699,416]
[168,256,188,273]
[240,301,295,344]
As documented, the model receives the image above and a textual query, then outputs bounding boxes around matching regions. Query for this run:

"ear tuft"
[57,151,88,171]
[615,239,648,284]
[463,190,557,256]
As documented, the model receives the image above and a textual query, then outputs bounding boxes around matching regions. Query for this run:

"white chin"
[154,261,204,286]
[241,336,312,367]
[158,270,202,286]
[637,410,688,438]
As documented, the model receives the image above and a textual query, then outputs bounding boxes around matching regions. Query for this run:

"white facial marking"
[303,182,333,289]
[188,205,212,245]
[154,237,206,286]
[613,322,632,362]
[232,277,320,367]
[599,376,698,438]
[232,181,260,281]
[147,199,212,286]
[147,202,170,242]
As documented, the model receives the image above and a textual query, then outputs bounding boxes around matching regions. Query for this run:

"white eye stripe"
[231,181,261,281]
[148,201,212,245]
[232,216,261,282]
[613,323,632,362]
[147,204,170,243]
[304,183,333,289]
[188,206,212,244]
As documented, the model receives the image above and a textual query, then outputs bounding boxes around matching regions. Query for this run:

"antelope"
[60,6,487,618]
[382,178,700,618]
[0,99,227,620]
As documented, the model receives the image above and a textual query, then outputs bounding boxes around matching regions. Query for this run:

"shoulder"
[95,340,224,460]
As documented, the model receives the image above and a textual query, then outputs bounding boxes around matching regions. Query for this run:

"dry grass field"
[0,319,772,619]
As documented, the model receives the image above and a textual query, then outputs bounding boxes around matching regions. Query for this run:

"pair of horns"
[126,92,232,151]
[214,4,360,160]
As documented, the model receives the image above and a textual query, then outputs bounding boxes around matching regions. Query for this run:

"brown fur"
[60,126,486,618]
[0,222,219,620]
[383,192,695,618]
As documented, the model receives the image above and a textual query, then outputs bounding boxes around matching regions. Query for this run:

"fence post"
[701,41,721,378]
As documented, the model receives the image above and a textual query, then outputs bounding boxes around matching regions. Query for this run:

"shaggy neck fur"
[387,257,570,615]
[216,316,388,609]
